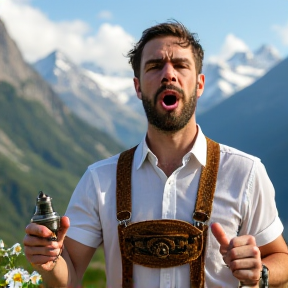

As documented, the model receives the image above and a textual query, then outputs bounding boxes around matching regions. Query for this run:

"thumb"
[57,216,70,242]
[211,222,230,250]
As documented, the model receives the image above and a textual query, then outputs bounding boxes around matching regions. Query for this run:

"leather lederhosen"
[116,137,220,288]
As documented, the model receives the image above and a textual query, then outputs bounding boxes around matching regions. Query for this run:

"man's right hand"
[23,216,70,271]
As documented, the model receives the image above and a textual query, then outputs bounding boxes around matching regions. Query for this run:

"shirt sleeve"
[240,158,283,246]
[65,168,103,248]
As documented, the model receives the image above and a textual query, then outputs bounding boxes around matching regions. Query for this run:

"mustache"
[154,84,184,105]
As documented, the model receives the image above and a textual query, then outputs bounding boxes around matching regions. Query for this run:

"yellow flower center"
[15,246,21,253]
[13,273,22,282]
[31,275,37,283]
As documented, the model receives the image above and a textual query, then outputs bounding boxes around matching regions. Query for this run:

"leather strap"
[116,146,136,288]
[190,137,220,287]
[116,146,137,225]
[193,137,220,224]
[116,137,220,288]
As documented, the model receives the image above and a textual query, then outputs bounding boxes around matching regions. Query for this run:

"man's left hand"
[211,222,262,287]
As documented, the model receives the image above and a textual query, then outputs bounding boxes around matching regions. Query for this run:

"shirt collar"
[135,125,207,170]
[190,125,207,167]
[135,135,152,170]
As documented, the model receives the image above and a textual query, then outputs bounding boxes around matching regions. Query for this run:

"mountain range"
[33,51,146,147]
[33,44,281,147]
[197,45,281,113]
[0,18,124,244]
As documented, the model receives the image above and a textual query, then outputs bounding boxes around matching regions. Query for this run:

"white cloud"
[97,10,113,20]
[273,22,288,46]
[82,23,135,73]
[209,34,250,62]
[0,0,134,74]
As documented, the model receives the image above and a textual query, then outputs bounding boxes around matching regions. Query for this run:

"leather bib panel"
[116,137,220,288]
[119,219,203,268]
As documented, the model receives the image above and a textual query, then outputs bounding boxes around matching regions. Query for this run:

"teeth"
[163,95,177,106]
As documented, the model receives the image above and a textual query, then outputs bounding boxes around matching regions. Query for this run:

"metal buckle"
[193,211,209,230]
[117,211,131,227]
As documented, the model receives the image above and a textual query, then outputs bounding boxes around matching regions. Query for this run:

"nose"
[161,63,177,84]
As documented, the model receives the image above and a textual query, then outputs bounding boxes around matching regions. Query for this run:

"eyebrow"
[144,57,192,68]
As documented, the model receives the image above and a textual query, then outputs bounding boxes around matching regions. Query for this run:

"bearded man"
[24,21,288,288]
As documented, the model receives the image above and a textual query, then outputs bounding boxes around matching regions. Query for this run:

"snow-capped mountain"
[33,45,281,146]
[34,51,146,147]
[83,69,144,115]
[197,45,281,114]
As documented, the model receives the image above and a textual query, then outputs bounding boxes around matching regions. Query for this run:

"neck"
[146,120,198,177]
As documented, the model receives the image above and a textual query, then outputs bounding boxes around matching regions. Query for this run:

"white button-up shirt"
[66,126,283,288]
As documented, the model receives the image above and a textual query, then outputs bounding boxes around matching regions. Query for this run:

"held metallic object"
[31,191,60,240]
[259,263,269,288]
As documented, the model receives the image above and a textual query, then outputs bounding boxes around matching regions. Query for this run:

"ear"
[196,74,205,99]
[133,77,142,100]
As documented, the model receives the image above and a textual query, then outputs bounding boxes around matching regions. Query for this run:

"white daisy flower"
[0,239,4,249]
[10,243,22,256]
[4,268,30,288]
[29,271,42,285]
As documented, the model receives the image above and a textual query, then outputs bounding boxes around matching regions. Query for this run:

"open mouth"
[163,95,177,106]
[161,94,179,111]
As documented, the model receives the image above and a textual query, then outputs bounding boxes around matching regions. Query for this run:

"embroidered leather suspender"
[116,137,220,288]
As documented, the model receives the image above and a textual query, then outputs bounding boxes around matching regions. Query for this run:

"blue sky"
[0,0,287,74]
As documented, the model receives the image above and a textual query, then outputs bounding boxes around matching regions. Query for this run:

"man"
[24,21,288,287]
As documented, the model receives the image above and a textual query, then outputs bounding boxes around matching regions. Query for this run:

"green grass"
[82,246,106,288]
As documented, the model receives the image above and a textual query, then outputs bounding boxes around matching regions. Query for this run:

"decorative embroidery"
[116,137,220,288]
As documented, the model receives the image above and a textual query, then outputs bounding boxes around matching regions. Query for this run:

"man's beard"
[141,84,197,133]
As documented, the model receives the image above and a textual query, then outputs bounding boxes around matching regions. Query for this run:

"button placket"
[162,175,176,219]
[160,173,177,288]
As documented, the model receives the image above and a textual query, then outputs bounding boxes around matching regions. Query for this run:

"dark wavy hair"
[127,20,204,78]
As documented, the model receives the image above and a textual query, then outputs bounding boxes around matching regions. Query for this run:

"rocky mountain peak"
[252,44,281,69]
[227,50,254,68]
[0,18,66,122]
[197,44,282,114]
[33,50,79,84]
[0,19,32,85]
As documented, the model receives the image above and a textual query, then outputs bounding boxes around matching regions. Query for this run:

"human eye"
[174,62,189,69]
[173,58,191,70]
[146,63,161,71]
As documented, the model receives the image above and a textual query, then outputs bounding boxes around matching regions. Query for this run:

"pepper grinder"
[31,191,60,240]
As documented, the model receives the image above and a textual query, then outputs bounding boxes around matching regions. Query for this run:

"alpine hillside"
[0,18,124,245]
